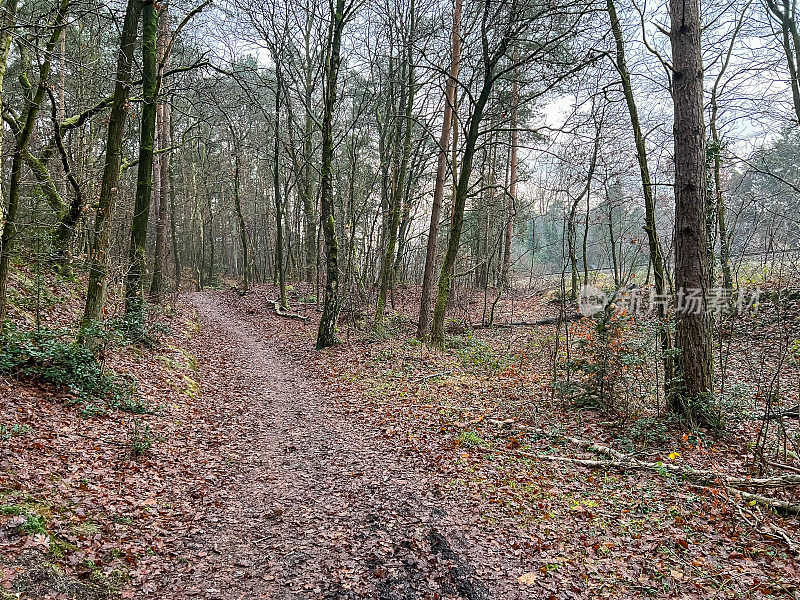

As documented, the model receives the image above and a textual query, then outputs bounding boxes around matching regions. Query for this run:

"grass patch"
[456,430,489,449]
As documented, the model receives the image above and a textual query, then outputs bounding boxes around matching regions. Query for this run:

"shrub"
[565,310,659,418]
[0,326,137,406]
[453,334,512,375]
[127,419,154,456]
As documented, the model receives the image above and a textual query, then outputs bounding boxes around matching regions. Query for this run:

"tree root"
[272,301,309,322]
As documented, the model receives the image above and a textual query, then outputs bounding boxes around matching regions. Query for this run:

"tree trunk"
[709,9,746,295]
[417,0,462,340]
[0,0,70,324]
[80,0,143,340]
[170,138,181,291]
[375,0,415,335]
[568,126,599,299]
[607,0,673,385]
[670,0,715,424]
[301,14,317,283]
[608,202,619,288]
[231,134,249,292]
[274,66,287,309]
[123,0,159,339]
[767,0,800,124]
[501,74,517,289]
[316,0,347,349]
[149,10,170,302]
[0,0,19,219]
[430,32,502,347]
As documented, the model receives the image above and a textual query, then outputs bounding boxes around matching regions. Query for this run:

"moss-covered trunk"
[429,0,508,349]
[607,0,673,388]
[316,0,347,349]
[0,0,70,324]
[80,0,143,341]
[0,0,19,217]
[123,0,159,339]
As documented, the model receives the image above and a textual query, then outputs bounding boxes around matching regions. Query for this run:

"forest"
[0,0,799,597]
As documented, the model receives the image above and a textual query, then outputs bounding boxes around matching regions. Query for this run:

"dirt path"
[152,293,526,600]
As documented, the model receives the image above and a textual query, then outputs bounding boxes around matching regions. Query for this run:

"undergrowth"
[0,325,140,414]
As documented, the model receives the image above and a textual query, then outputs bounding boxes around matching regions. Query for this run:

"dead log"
[472,314,583,329]
[486,421,800,491]
[272,301,309,322]
[505,450,800,515]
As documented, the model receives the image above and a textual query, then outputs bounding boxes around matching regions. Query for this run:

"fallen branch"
[732,488,800,518]
[764,460,800,475]
[505,449,800,515]
[767,405,799,419]
[272,301,309,322]
[491,422,800,490]
[523,446,800,514]
[472,314,583,329]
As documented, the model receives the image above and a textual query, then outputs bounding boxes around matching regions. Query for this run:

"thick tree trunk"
[123,0,159,339]
[80,0,143,341]
[417,0,462,340]
[670,0,714,424]
[316,0,347,349]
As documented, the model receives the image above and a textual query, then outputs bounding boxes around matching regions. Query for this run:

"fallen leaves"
[517,571,537,585]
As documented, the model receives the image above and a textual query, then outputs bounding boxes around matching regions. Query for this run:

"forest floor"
[1,277,799,599]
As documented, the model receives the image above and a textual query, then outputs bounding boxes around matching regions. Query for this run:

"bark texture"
[670,0,714,423]
[316,0,346,349]
[124,0,159,339]
[81,0,143,340]
[149,10,171,302]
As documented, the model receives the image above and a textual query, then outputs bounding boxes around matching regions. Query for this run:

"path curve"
[152,292,526,600]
